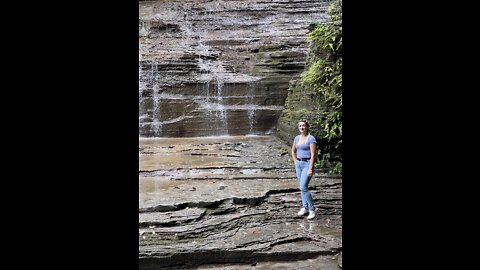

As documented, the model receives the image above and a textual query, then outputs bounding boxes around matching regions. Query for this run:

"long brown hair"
[298,119,310,132]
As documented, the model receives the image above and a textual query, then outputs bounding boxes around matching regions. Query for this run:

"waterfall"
[247,81,256,135]
[139,48,149,135]
[213,64,227,134]
[151,61,162,137]
[139,40,162,137]
[197,34,228,136]
[139,0,323,137]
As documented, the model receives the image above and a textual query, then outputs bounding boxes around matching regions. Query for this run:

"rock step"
[139,193,341,269]
[138,136,342,269]
[139,248,340,269]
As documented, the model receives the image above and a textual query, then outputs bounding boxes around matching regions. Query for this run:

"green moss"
[277,0,342,175]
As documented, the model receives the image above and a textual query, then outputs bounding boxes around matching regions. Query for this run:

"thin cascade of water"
[139,45,150,133]
[213,67,227,129]
[197,31,228,135]
[202,80,212,129]
[139,21,149,37]
[151,61,162,136]
[247,81,256,135]
[139,53,144,100]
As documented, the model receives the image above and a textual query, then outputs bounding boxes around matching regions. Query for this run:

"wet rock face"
[139,136,342,269]
[139,0,332,137]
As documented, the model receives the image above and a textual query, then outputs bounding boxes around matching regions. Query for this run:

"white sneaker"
[307,209,316,220]
[297,208,307,216]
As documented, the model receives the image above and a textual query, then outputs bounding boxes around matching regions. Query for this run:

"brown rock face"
[139,0,332,137]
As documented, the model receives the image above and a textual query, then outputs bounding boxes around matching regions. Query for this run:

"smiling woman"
[291,119,317,220]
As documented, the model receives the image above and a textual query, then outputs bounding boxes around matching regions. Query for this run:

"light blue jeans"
[295,160,316,211]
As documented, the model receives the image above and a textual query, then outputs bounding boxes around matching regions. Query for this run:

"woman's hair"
[298,119,310,129]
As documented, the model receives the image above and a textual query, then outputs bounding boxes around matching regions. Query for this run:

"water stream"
[139,0,313,137]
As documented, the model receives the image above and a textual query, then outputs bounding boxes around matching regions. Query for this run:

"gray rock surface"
[139,136,342,269]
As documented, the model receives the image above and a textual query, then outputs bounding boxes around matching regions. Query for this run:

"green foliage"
[301,0,342,174]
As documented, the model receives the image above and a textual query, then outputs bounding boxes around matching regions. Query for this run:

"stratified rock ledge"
[139,136,342,269]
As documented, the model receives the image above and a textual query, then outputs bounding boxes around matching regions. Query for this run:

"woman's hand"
[308,168,313,177]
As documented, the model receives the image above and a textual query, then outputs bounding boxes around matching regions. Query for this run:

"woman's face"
[298,122,308,133]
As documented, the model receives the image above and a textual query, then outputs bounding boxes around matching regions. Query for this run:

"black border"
[6,2,139,268]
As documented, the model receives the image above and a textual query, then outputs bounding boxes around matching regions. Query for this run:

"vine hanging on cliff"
[302,0,342,174]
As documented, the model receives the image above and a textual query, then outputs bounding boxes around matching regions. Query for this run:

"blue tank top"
[294,134,317,158]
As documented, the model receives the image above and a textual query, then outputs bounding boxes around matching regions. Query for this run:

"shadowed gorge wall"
[139,0,332,137]
[275,79,320,145]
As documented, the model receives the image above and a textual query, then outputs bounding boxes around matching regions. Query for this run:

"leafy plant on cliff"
[302,0,342,174]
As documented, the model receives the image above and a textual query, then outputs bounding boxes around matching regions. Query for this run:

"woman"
[291,119,317,219]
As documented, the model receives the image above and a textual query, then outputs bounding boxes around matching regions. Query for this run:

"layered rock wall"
[139,0,333,137]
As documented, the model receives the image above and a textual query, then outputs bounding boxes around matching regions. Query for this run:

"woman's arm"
[308,142,316,176]
[291,142,297,164]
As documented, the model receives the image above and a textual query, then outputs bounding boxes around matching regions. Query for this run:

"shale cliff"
[139,0,333,137]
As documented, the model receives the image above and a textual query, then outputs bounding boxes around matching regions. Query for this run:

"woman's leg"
[295,161,307,209]
[299,162,315,211]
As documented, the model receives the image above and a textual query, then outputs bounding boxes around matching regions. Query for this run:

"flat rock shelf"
[139,135,342,269]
